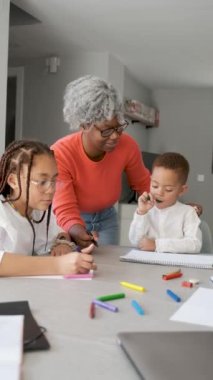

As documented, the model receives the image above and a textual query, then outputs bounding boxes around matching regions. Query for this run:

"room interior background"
[1,0,213,237]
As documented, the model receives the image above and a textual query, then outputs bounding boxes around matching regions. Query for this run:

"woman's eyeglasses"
[93,120,129,138]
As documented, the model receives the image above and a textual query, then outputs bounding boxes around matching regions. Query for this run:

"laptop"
[117,331,213,380]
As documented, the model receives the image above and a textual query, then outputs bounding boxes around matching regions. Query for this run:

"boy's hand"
[138,237,156,251]
[137,192,154,215]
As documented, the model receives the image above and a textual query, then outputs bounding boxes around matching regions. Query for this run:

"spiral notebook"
[120,249,213,269]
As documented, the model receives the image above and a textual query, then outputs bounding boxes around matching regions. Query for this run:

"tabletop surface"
[0,245,213,380]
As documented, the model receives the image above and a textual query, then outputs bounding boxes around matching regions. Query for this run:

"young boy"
[129,152,202,253]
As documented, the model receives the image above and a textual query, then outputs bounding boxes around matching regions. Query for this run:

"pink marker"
[64,273,93,279]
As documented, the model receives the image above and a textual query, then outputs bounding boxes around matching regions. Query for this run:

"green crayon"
[96,293,125,302]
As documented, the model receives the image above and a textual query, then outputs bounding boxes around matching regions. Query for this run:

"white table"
[0,246,212,380]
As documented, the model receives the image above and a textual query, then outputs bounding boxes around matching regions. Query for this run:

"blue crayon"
[131,300,145,315]
[166,289,181,303]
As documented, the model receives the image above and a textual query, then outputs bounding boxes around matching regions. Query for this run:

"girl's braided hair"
[0,140,55,254]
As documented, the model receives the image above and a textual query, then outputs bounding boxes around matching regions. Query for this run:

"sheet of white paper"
[170,287,213,328]
[16,275,92,280]
[0,366,21,380]
[12,270,93,280]
[0,315,24,380]
[17,275,66,279]
[7,270,94,280]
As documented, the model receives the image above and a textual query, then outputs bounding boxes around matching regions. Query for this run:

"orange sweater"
[51,132,150,231]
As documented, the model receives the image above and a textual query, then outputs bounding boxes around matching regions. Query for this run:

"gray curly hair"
[63,75,125,131]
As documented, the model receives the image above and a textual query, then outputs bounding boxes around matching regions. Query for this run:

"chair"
[200,220,213,254]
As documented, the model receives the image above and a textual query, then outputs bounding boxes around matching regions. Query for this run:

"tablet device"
[117,330,213,380]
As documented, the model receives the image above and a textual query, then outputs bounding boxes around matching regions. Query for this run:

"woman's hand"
[69,224,98,248]
[57,243,97,274]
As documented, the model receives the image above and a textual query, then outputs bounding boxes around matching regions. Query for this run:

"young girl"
[0,140,96,277]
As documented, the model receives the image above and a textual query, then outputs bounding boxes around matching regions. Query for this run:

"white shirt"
[0,196,63,262]
[129,201,202,253]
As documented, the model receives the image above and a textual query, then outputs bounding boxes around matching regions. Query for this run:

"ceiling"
[9,0,213,89]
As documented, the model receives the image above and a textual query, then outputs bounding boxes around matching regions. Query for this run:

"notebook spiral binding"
[120,250,213,269]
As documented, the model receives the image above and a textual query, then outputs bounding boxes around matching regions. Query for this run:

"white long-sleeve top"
[129,201,202,253]
[0,196,63,263]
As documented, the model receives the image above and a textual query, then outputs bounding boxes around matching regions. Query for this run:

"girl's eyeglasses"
[30,179,63,192]
[93,120,129,138]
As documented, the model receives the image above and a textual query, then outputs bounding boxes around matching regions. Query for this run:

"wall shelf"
[124,111,157,128]
[124,99,159,128]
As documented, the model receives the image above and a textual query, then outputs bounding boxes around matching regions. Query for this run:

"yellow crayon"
[120,281,146,292]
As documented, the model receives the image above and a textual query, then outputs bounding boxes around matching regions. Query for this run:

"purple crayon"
[93,299,118,312]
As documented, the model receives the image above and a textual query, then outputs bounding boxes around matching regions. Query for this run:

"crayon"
[86,230,98,247]
[162,270,183,280]
[120,281,146,292]
[89,302,95,319]
[131,300,145,315]
[96,293,125,302]
[92,299,118,312]
[166,289,181,303]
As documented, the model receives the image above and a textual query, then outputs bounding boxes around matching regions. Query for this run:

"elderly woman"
[51,75,150,248]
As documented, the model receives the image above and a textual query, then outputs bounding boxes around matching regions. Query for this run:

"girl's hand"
[57,244,97,274]
[137,192,154,215]
[138,237,156,251]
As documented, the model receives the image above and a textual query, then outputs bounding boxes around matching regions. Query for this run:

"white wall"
[0,0,9,153]
[102,54,152,152]
[124,69,153,151]
[107,54,124,96]
[11,52,152,150]
[149,88,213,233]
[10,52,108,144]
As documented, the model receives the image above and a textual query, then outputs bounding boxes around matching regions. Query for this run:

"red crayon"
[89,302,95,319]
[162,270,183,281]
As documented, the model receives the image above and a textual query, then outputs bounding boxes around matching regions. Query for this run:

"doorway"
[6,67,24,147]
